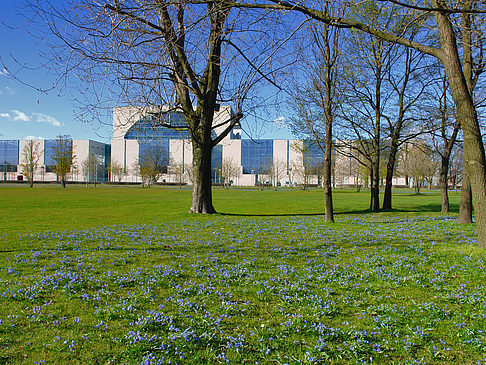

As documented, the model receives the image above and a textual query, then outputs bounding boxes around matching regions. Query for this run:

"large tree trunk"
[189,142,216,214]
[458,170,473,223]
[434,6,486,246]
[439,154,451,213]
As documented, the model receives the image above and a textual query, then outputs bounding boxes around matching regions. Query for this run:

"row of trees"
[20,0,486,246]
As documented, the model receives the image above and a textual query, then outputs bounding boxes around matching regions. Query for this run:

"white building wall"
[125,140,140,182]
[18,140,45,182]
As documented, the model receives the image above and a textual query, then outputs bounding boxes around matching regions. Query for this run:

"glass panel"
[241,139,273,174]
[44,139,73,173]
[211,145,223,182]
[125,112,217,140]
[0,140,19,172]
[303,140,324,169]
[139,140,170,173]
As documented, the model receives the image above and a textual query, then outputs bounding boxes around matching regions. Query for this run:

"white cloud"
[273,116,287,128]
[24,135,44,140]
[0,67,8,77]
[0,110,63,127]
[11,110,31,122]
[5,86,16,95]
[33,112,63,127]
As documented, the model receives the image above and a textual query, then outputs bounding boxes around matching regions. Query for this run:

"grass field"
[1,185,485,364]
[0,184,462,234]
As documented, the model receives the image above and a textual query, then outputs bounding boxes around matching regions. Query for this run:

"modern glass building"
[0,139,110,183]
[0,105,331,186]
[110,105,325,186]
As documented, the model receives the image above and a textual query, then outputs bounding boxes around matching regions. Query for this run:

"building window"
[211,145,222,183]
[44,139,73,173]
[241,139,273,174]
[0,140,19,172]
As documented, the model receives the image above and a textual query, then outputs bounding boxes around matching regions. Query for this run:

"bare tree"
[402,143,436,193]
[449,146,463,190]
[108,160,125,183]
[81,155,97,188]
[256,0,486,245]
[27,0,293,213]
[20,140,42,188]
[382,44,431,210]
[51,135,75,188]
[290,141,315,190]
[265,159,286,190]
[288,2,340,221]
[335,2,399,212]
[221,157,239,188]
[170,160,185,188]
[139,142,169,185]
[427,68,461,213]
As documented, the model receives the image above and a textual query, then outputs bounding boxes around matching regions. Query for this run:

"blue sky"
[0,0,292,143]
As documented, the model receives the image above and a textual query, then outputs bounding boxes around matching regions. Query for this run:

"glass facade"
[0,140,19,172]
[138,139,170,173]
[125,112,190,141]
[44,139,73,173]
[303,140,324,169]
[125,118,191,141]
[211,145,223,182]
[104,144,111,182]
[124,112,225,183]
[241,139,273,174]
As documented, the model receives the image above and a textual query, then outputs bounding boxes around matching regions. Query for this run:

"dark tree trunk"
[323,114,333,222]
[455,0,474,226]
[439,154,451,213]
[382,141,399,210]
[322,18,334,223]
[370,55,381,213]
[370,162,380,211]
[458,170,473,223]
[61,179,66,188]
[189,141,216,214]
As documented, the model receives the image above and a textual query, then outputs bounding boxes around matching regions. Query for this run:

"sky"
[0,0,293,143]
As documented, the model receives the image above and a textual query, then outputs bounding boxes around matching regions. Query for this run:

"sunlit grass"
[0,184,461,234]
[0,185,481,364]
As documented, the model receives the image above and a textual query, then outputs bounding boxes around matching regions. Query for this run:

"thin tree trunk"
[458,170,473,223]
[322,18,334,223]
[189,142,216,214]
[439,155,451,213]
[370,162,380,211]
[383,140,399,210]
[370,161,380,211]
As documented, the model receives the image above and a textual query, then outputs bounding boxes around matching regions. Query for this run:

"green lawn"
[1,184,483,364]
[0,184,461,234]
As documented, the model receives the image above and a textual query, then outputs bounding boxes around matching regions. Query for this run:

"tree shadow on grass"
[218,203,461,217]
[217,212,326,217]
[218,208,372,217]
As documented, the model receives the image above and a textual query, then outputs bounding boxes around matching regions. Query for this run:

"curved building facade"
[110,106,329,186]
